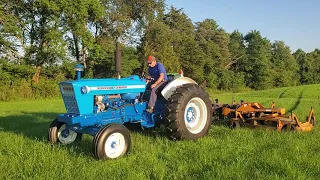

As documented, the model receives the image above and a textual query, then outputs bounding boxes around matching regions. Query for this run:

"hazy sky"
[166,0,319,53]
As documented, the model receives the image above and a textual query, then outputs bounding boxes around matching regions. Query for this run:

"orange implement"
[216,101,315,132]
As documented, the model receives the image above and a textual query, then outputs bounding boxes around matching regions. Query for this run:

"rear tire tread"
[165,84,212,140]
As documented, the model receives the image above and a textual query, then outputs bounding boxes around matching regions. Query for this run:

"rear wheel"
[48,118,82,144]
[165,84,212,140]
[93,124,131,160]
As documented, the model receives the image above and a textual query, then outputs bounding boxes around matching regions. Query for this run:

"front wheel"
[48,118,82,144]
[165,84,212,140]
[93,124,131,160]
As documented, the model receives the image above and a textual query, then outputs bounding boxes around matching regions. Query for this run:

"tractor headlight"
[81,86,90,94]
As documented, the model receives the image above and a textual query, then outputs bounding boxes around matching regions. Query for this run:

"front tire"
[93,124,131,160]
[48,118,82,144]
[165,84,212,140]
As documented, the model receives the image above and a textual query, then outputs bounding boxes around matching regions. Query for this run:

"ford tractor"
[48,49,212,160]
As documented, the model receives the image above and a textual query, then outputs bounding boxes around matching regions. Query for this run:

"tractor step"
[141,122,155,128]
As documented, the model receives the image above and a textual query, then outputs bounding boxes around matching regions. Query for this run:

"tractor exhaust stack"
[115,40,122,79]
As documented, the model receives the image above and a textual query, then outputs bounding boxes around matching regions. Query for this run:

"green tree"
[228,30,247,72]
[121,46,141,76]
[162,7,200,73]
[16,0,67,83]
[147,21,180,73]
[59,0,103,70]
[244,30,273,90]
[271,41,299,87]
[138,3,180,74]
[195,19,231,88]
[312,49,320,83]
[306,49,320,84]
[293,49,313,84]
[90,0,164,77]
[0,0,25,61]
[222,30,248,91]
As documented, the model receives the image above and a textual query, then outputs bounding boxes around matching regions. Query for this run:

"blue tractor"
[48,51,212,160]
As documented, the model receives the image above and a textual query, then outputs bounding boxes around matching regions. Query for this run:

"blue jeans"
[148,81,166,107]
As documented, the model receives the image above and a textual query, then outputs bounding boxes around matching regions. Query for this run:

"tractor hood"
[59,75,146,114]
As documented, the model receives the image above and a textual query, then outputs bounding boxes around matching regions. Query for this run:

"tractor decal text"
[96,86,127,90]
[90,85,145,91]
[97,86,113,90]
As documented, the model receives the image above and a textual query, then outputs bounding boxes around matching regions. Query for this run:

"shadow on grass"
[0,112,168,158]
[279,87,290,98]
[287,88,305,113]
[0,112,95,157]
[0,112,56,140]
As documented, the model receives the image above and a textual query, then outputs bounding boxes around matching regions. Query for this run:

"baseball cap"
[147,55,155,62]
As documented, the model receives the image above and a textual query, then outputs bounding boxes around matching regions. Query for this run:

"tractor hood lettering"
[61,84,74,95]
[90,85,145,91]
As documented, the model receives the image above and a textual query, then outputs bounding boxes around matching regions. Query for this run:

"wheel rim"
[104,132,126,159]
[184,97,208,134]
[57,124,78,144]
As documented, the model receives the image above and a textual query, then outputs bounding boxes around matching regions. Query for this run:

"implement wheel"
[165,84,212,140]
[230,121,240,129]
[310,116,316,126]
[281,124,296,132]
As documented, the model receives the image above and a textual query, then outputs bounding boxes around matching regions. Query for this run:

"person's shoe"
[146,107,154,113]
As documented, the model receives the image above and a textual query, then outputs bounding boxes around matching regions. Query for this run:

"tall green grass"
[0,84,320,179]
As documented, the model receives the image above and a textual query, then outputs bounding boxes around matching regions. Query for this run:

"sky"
[166,0,319,53]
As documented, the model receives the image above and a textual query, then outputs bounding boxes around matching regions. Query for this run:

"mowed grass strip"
[0,85,320,179]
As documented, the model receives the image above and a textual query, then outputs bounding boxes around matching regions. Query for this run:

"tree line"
[0,0,320,101]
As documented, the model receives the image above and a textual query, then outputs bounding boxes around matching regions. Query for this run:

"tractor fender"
[161,77,198,100]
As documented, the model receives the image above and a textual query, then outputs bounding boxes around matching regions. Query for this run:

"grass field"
[1,84,320,179]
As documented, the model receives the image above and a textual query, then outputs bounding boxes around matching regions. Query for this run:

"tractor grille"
[62,95,79,114]
[61,84,79,114]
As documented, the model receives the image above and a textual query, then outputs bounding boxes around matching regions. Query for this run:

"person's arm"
[153,73,164,86]
[151,63,166,88]
[146,75,151,84]
[146,68,151,84]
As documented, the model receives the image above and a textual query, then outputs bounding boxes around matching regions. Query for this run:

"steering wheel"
[140,72,154,81]
[141,71,145,79]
